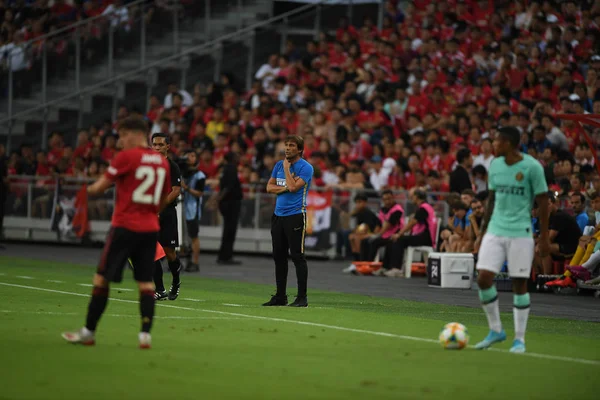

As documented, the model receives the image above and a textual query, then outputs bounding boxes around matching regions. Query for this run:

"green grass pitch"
[0,256,598,400]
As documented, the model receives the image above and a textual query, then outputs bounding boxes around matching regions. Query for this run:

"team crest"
[515,172,524,182]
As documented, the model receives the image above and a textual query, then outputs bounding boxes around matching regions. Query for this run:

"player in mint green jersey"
[474,126,550,354]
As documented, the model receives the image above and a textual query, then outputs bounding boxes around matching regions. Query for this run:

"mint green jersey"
[487,153,548,238]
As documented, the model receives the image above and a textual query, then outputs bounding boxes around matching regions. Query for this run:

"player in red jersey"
[62,117,171,349]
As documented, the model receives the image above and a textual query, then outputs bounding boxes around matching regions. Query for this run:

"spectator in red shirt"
[198,148,218,178]
[51,0,76,24]
[47,132,65,167]
[101,135,118,162]
[73,130,93,161]
[336,16,358,41]
[146,95,164,123]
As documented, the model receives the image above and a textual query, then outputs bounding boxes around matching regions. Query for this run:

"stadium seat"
[402,219,441,278]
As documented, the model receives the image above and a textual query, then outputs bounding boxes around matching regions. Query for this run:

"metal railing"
[3,175,450,254]
[0,0,385,153]
[0,0,267,149]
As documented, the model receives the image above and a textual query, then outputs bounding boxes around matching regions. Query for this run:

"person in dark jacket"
[215,152,243,265]
[450,148,473,194]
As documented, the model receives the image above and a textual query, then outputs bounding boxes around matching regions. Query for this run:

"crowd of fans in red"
[2,0,600,202]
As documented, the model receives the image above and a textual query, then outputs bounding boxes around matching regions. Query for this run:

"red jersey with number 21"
[104,147,171,232]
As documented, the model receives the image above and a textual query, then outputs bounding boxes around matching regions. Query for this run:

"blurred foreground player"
[151,133,183,301]
[473,127,549,354]
[62,117,171,349]
[129,242,167,271]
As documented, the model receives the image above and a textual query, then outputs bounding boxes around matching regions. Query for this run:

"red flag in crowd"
[71,184,90,238]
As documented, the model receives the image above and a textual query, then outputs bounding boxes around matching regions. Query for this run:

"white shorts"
[476,233,534,278]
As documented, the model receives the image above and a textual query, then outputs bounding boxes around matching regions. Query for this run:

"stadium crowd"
[1,0,600,286]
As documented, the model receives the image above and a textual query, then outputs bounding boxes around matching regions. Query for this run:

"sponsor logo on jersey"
[496,184,525,196]
[515,172,524,182]
[141,154,164,165]
[276,178,287,187]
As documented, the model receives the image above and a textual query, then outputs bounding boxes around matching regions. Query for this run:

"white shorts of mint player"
[476,234,535,278]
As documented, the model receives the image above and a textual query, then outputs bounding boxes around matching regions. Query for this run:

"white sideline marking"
[47,280,64,284]
[0,282,598,367]
[222,303,244,307]
[0,273,5,276]
[182,298,205,302]
[0,309,240,320]
[77,283,133,292]
[1,310,78,316]
[16,276,34,280]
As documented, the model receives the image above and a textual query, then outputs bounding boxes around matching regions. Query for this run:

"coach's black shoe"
[262,295,288,306]
[154,290,168,301]
[217,259,242,265]
[168,282,180,301]
[288,296,308,308]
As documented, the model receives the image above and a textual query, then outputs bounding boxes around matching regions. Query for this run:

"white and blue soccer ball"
[439,322,469,350]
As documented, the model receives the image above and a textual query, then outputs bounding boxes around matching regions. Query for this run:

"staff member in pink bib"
[359,190,405,263]
[384,189,438,272]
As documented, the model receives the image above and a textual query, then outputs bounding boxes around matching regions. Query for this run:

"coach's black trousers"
[271,213,308,297]
[359,236,391,262]
[383,232,432,270]
[218,200,241,261]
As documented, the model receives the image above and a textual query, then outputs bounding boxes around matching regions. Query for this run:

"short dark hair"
[381,189,394,197]
[476,190,489,202]
[284,135,305,152]
[452,201,469,211]
[461,189,476,197]
[456,148,472,164]
[498,126,521,148]
[118,116,149,134]
[354,193,368,202]
[151,132,170,144]
[472,164,488,177]
[571,191,585,203]
[413,190,427,201]
[572,173,585,184]
[224,152,239,163]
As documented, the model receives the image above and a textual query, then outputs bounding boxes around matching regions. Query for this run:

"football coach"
[263,135,314,308]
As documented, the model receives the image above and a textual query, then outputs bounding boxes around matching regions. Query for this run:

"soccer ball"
[439,322,469,350]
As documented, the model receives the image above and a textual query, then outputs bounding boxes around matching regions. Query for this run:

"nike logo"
[294,227,302,231]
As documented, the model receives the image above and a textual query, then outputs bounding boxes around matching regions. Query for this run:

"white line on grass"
[182,298,205,302]
[0,309,241,320]
[47,280,64,283]
[222,303,244,307]
[0,281,598,367]
[16,276,34,279]
[1,310,78,316]
[0,273,5,276]
[77,283,133,292]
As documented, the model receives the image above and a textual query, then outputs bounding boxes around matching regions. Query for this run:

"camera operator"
[180,150,206,272]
